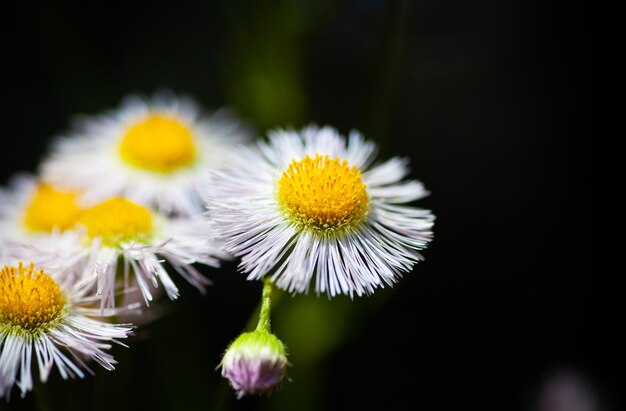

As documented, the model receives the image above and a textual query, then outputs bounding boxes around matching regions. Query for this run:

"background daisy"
[206,126,435,297]
[0,175,91,283]
[0,174,84,244]
[42,91,252,217]
[13,196,227,309]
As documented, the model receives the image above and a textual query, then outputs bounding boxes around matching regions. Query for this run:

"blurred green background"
[1,1,616,411]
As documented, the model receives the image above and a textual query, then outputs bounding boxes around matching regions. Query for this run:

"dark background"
[1,1,618,410]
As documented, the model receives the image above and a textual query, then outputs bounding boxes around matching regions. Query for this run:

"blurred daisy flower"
[42,91,251,217]
[206,126,435,297]
[11,196,225,308]
[0,262,132,399]
[0,175,83,242]
[0,176,90,277]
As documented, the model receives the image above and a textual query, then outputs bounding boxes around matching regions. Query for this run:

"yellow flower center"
[0,263,66,331]
[277,154,369,232]
[23,183,83,233]
[119,113,197,173]
[78,197,154,245]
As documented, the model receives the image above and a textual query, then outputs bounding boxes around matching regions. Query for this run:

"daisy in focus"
[0,262,132,399]
[11,196,226,309]
[206,126,435,297]
[42,91,251,217]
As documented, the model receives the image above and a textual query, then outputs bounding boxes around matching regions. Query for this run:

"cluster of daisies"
[0,91,434,400]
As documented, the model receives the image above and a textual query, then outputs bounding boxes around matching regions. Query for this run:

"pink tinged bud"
[220,330,288,399]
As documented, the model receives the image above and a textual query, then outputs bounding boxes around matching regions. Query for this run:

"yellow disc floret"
[0,263,66,331]
[78,197,154,246]
[119,113,197,173]
[23,184,83,233]
[277,154,369,232]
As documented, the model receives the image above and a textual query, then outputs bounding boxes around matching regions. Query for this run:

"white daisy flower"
[0,175,83,243]
[0,262,132,399]
[206,126,435,297]
[10,196,226,309]
[0,176,90,280]
[41,91,251,217]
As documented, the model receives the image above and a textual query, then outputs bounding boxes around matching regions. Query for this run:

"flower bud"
[220,329,287,398]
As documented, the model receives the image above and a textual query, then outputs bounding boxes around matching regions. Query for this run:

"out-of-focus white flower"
[0,262,132,399]
[42,91,251,217]
[206,125,435,297]
[536,370,602,411]
[0,175,84,242]
[11,197,226,308]
[0,176,91,282]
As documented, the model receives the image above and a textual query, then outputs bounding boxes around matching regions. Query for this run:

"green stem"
[213,280,276,410]
[255,279,273,332]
